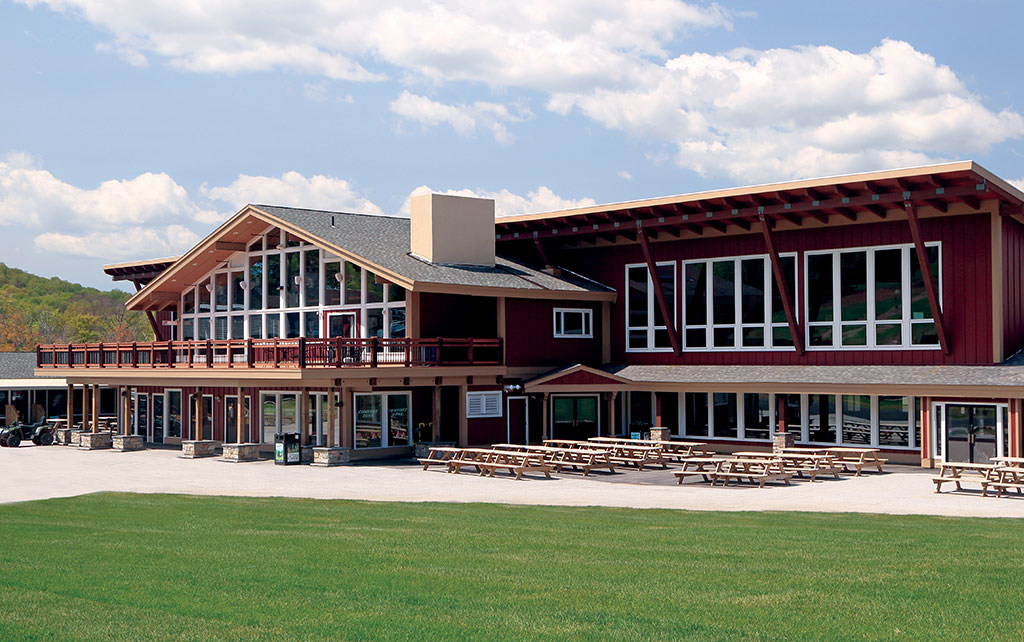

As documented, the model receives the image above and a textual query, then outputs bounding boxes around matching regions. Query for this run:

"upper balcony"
[36,337,502,370]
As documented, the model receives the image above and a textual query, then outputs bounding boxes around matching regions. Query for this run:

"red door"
[507,397,528,444]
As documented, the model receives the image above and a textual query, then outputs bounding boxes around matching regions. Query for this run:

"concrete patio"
[2,444,1023,518]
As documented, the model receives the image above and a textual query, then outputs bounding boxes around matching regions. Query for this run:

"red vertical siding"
[1004,218,1024,359]
[504,299,603,368]
[558,213,993,366]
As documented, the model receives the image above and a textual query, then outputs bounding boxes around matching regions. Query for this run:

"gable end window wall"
[180,227,406,343]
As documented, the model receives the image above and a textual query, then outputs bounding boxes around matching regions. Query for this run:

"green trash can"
[274,432,301,465]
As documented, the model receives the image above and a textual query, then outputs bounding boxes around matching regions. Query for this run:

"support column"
[905,201,951,354]
[82,384,91,433]
[300,389,310,445]
[541,392,550,441]
[1011,398,1022,459]
[609,391,618,437]
[431,386,441,442]
[194,389,202,441]
[340,387,353,449]
[920,396,933,467]
[66,382,74,427]
[327,389,336,447]
[123,388,131,436]
[458,384,468,446]
[237,387,245,444]
[92,384,100,431]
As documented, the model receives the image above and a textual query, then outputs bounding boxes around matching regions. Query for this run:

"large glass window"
[304,249,320,307]
[841,395,872,445]
[214,273,228,313]
[625,263,675,351]
[878,396,910,447]
[743,393,771,440]
[167,390,182,439]
[807,394,837,444]
[285,251,301,308]
[684,254,795,349]
[266,254,281,309]
[712,392,738,438]
[345,262,362,305]
[325,261,342,306]
[806,243,940,348]
[684,392,708,437]
[248,256,263,310]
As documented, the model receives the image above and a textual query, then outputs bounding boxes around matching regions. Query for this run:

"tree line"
[0,263,153,351]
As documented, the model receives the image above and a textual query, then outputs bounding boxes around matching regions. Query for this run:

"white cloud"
[18,2,1022,182]
[34,226,200,260]
[202,171,384,216]
[390,91,530,143]
[1010,178,1024,192]
[618,170,634,181]
[0,151,216,227]
[401,184,595,217]
[548,39,1024,182]
[17,0,729,89]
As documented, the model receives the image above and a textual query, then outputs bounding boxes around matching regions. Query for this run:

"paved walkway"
[2,445,1023,518]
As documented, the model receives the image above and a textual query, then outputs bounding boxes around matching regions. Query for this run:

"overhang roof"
[103,256,180,284]
[126,204,615,310]
[496,161,1024,244]
[599,364,1024,396]
[0,352,64,387]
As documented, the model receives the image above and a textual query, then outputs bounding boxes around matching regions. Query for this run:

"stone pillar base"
[55,427,76,445]
[300,445,315,463]
[79,432,113,450]
[68,430,86,447]
[310,447,351,467]
[221,443,260,462]
[180,440,217,458]
[772,431,796,453]
[649,427,671,441]
[112,434,144,451]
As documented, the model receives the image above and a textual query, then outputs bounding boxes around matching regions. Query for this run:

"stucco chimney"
[410,193,496,266]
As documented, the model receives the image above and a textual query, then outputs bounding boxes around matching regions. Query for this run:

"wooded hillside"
[0,263,153,350]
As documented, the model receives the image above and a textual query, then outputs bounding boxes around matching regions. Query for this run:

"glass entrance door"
[327,312,357,338]
[944,404,999,463]
[551,396,599,441]
[225,397,238,443]
[152,394,164,444]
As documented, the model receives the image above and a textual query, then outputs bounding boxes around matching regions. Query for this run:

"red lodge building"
[35,161,1024,466]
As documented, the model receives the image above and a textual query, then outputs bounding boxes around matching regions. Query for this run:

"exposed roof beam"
[496,182,994,242]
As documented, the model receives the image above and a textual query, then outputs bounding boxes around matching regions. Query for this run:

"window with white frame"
[681,392,919,449]
[553,308,593,338]
[466,391,502,418]
[804,243,940,349]
[625,262,676,351]
[178,225,406,342]
[354,392,411,448]
[683,254,796,350]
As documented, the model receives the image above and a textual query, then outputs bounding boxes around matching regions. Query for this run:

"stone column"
[83,384,92,433]
[193,389,202,440]
[327,389,336,447]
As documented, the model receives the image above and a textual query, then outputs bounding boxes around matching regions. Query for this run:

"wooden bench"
[545,440,669,470]
[589,437,710,460]
[778,453,842,482]
[674,458,725,484]
[825,448,888,476]
[981,465,1024,498]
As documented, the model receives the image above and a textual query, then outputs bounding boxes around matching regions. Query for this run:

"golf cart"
[0,404,55,447]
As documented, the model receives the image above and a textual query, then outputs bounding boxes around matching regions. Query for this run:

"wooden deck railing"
[36,337,503,369]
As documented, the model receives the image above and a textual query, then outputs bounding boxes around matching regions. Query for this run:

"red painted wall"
[556,213,993,365]
[1003,217,1024,360]
[466,385,507,445]
[504,299,603,368]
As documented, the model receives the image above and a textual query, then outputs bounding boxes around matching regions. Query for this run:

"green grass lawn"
[0,494,1022,641]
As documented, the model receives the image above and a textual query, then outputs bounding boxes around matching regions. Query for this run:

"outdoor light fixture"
[240,280,249,289]
[204,283,214,293]
[293,276,302,286]
[334,272,343,283]
[276,244,285,250]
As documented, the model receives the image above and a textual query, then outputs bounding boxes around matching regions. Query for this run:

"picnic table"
[824,447,887,476]
[993,456,1024,466]
[588,437,710,459]
[733,451,841,481]
[446,448,554,480]
[493,444,617,476]
[931,461,1000,493]
[674,457,792,488]
[544,439,670,470]
[417,446,464,471]
[982,465,1024,498]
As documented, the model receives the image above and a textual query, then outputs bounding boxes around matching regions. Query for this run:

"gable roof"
[126,204,615,310]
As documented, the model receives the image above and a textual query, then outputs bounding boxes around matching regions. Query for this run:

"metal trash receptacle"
[274,432,301,465]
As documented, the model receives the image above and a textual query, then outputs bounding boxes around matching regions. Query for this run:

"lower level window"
[261,392,298,443]
[354,392,411,448]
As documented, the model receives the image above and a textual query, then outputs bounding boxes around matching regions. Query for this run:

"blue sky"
[1,0,1023,289]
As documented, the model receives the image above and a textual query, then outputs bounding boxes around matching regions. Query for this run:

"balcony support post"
[237,387,245,444]
[327,388,337,447]
[66,382,74,429]
[92,384,100,433]
[432,385,441,442]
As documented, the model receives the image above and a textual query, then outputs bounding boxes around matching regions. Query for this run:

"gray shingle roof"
[0,352,39,380]
[253,205,613,295]
[603,364,1024,391]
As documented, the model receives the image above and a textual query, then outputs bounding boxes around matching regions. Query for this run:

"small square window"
[553,308,593,339]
